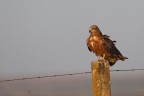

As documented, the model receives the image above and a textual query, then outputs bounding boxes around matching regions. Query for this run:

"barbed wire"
[0,69,144,83]
[110,69,144,72]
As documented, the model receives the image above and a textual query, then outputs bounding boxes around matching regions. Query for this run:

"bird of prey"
[86,25,128,66]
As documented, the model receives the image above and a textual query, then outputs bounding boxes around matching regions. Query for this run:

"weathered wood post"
[91,60,111,96]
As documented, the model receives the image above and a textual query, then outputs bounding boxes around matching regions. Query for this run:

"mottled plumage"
[86,25,128,66]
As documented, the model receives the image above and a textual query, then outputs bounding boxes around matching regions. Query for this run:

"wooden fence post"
[91,60,111,96]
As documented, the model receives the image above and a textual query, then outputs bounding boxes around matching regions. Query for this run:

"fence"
[0,69,144,96]
[0,68,144,83]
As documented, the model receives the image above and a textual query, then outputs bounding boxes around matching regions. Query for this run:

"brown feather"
[86,25,128,66]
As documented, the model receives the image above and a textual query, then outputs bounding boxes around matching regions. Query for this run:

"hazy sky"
[1,0,144,96]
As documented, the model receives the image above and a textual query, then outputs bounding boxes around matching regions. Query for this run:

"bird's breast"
[90,36,99,41]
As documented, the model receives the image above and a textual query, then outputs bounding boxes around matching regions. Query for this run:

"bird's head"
[89,25,102,35]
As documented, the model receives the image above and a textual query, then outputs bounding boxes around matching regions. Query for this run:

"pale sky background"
[0,0,144,96]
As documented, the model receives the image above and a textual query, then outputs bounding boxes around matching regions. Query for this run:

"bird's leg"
[102,54,106,61]
[98,55,101,61]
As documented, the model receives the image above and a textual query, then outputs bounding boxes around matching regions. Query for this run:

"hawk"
[86,25,128,66]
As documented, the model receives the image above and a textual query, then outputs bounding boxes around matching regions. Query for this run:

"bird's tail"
[119,55,128,61]
[123,56,128,59]
[108,58,117,66]
[109,56,128,66]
